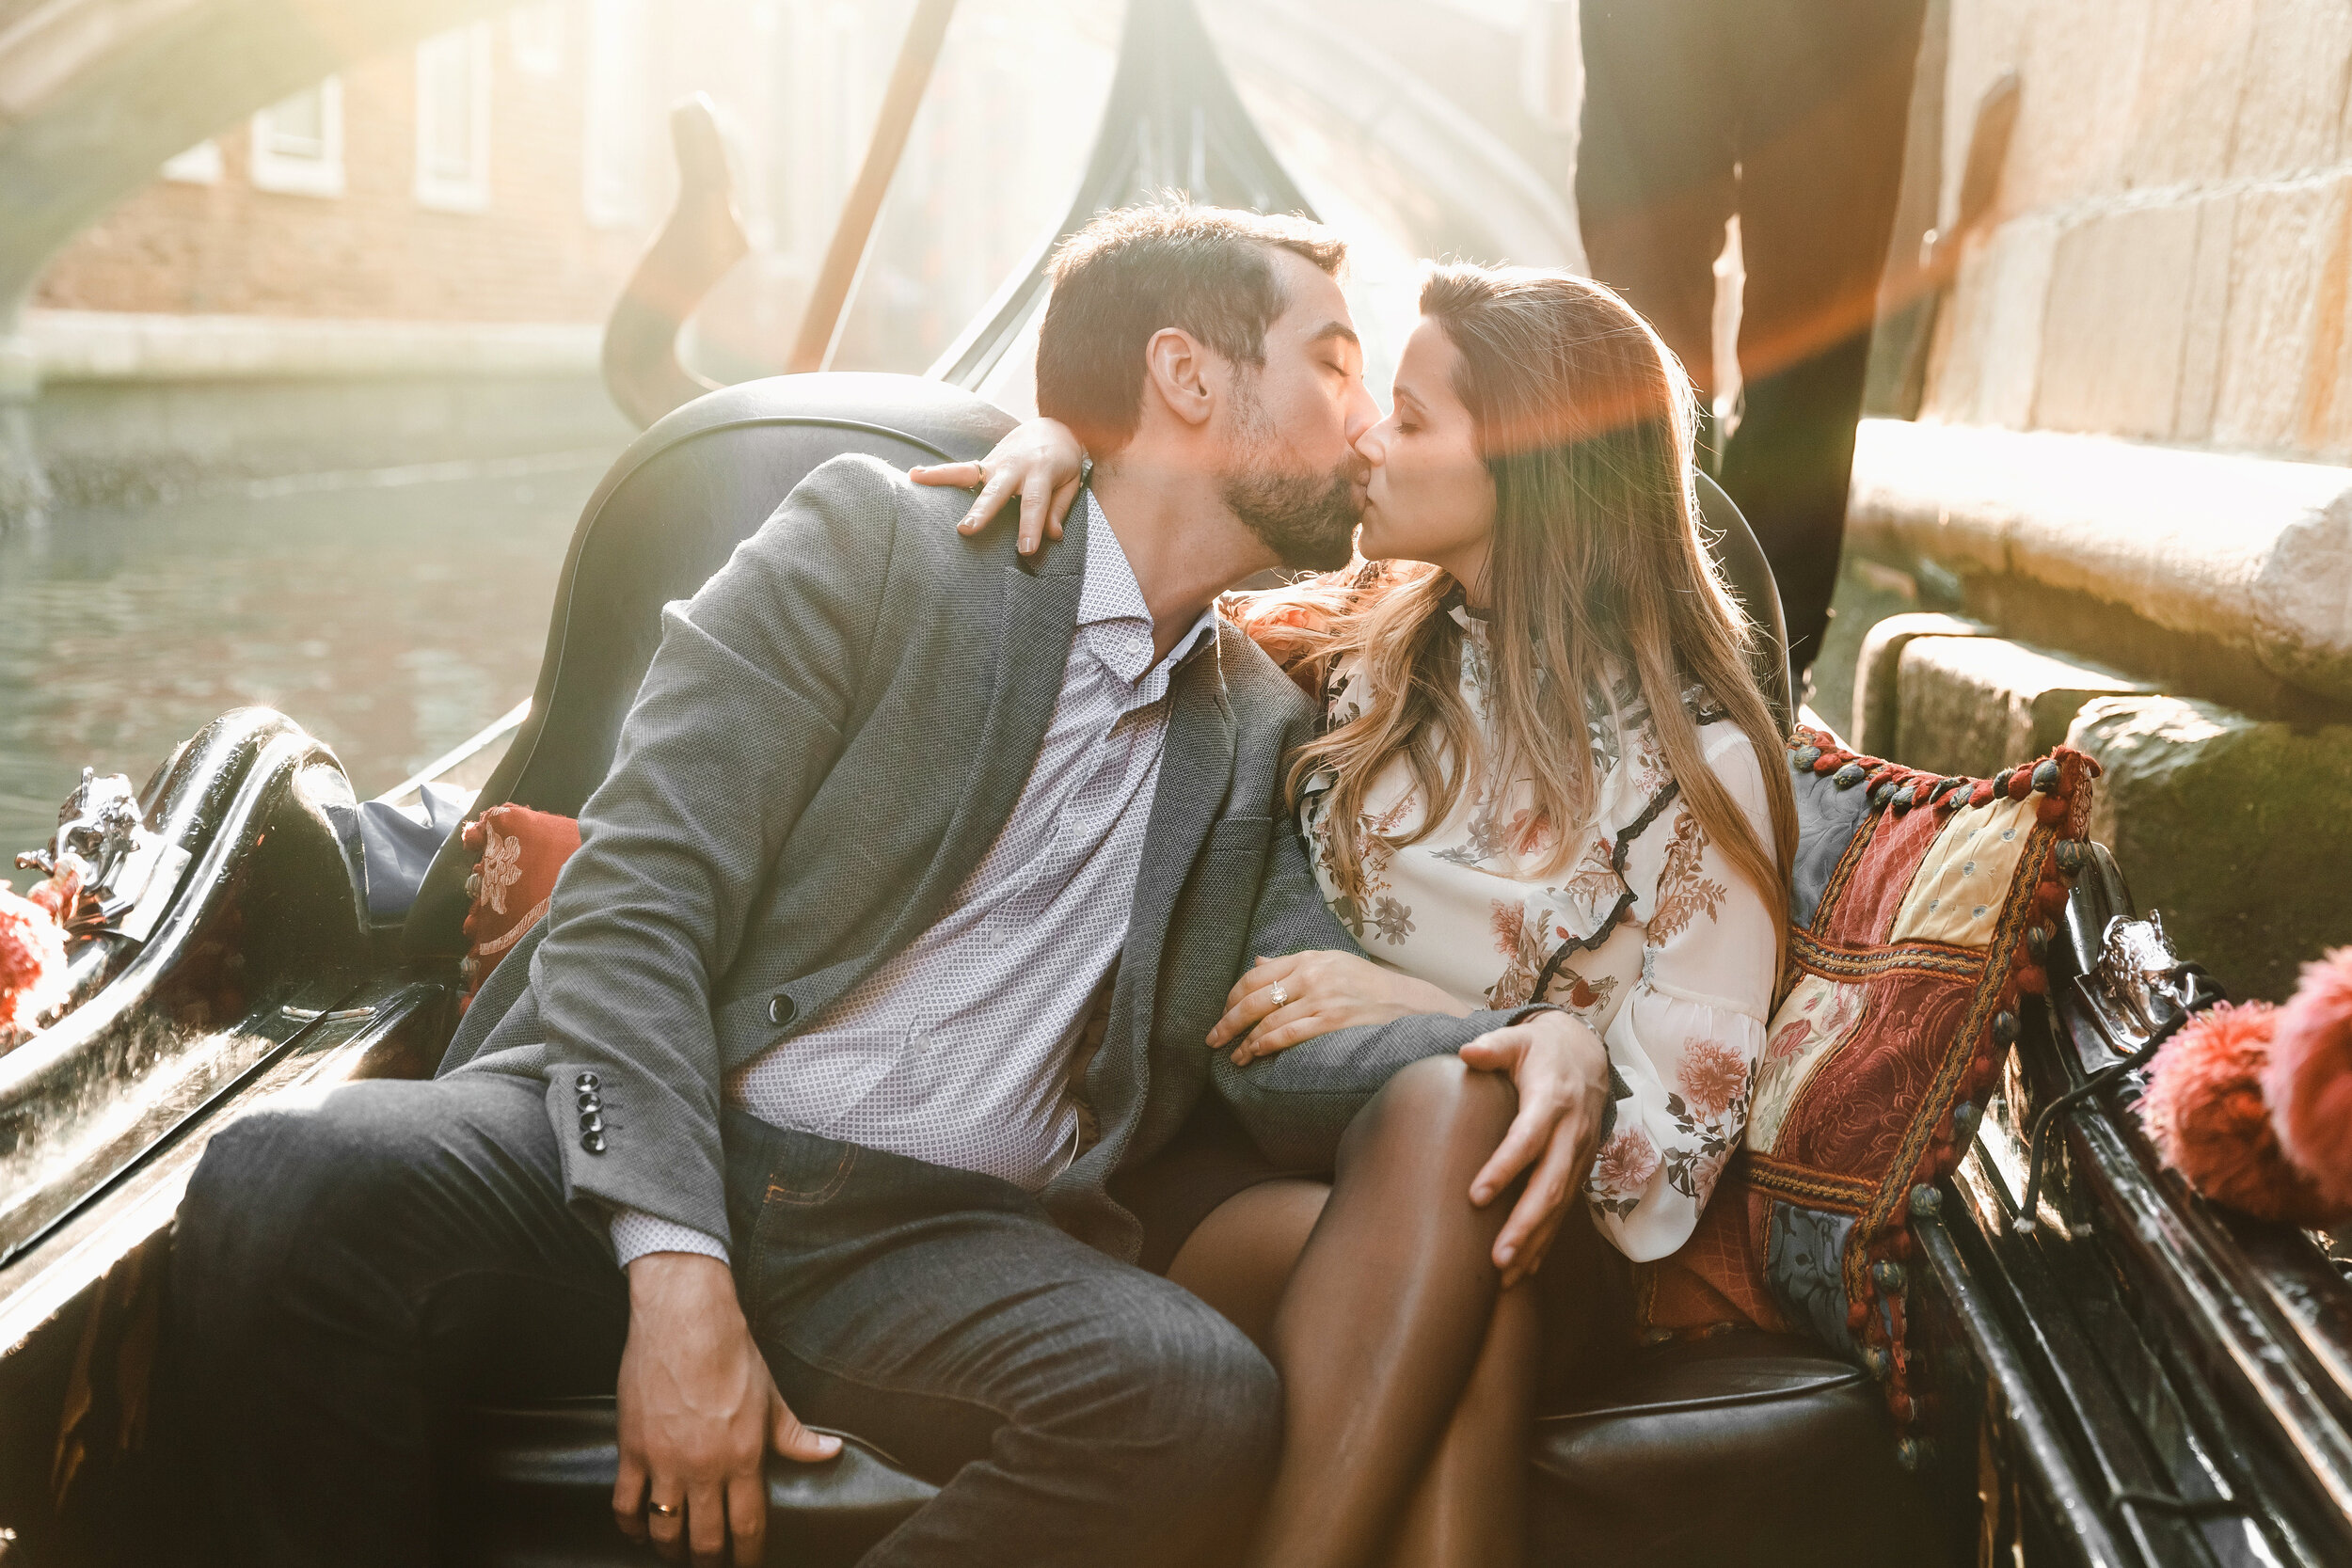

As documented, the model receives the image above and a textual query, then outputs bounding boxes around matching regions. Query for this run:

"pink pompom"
[0,882,71,1037]
[2266,947,2352,1213]
[2142,1001,2344,1227]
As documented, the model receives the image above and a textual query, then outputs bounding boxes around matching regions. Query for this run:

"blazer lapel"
[1115,631,1237,1041]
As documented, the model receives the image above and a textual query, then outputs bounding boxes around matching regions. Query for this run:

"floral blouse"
[1299,605,1778,1262]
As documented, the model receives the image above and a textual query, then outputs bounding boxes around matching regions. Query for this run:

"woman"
[914,263,1795,1568]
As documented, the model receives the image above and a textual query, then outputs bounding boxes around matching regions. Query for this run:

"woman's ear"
[1142,327,1216,430]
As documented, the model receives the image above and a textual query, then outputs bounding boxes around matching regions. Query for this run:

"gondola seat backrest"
[401,373,1019,955]
[1694,469,1793,729]
[401,373,1792,958]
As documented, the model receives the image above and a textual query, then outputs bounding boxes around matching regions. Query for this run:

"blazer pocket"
[1204,814,1274,856]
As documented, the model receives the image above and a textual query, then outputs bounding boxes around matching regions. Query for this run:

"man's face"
[1215,249,1379,571]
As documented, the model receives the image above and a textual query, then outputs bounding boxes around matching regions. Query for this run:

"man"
[170,204,1600,1568]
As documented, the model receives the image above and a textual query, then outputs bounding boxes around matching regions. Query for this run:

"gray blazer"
[442,454,1545,1260]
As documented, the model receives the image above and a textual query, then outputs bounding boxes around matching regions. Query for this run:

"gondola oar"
[601,3,961,425]
[786,0,962,373]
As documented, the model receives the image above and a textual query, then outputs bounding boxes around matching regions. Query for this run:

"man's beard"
[1217,399,1364,571]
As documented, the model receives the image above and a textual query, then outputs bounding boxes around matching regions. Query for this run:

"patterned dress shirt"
[611,492,1218,1267]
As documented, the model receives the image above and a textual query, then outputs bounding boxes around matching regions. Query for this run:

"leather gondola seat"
[422,373,1931,1566]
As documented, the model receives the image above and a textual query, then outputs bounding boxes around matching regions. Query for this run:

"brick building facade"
[33,4,671,325]
[29,0,1108,373]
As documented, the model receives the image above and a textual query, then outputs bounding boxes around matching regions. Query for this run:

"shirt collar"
[1077,490,1219,688]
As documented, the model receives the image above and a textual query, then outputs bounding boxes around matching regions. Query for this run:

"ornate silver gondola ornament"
[14,767,187,942]
[2016,900,2226,1234]
[2089,911,2189,1045]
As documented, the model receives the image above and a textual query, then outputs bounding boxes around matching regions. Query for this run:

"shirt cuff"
[609,1209,731,1269]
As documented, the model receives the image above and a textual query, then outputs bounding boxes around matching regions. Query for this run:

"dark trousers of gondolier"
[1578,0,1930,683]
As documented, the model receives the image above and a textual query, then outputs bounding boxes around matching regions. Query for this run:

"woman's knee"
[1339,1053,1516,1171]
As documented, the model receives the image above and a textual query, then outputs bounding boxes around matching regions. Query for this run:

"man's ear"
[1142,327,1216,431]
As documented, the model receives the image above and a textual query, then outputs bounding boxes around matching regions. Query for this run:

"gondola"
[3,2,2348,1563]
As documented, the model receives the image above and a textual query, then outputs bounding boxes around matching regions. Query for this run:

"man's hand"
[1459,1011,1612,1290]
[613,1254,841,1566]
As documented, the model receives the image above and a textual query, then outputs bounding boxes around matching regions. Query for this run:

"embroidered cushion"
[1640,726,2098,1446]
[457,804,580,1008]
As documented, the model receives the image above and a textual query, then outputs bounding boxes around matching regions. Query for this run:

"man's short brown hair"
[1035,203,1346,455]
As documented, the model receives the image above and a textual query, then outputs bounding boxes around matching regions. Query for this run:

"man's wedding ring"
[1268,981,1290,1008]
[648,1502,680,1518]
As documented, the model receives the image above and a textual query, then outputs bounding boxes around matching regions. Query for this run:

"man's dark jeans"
[168,1074,1280,1567]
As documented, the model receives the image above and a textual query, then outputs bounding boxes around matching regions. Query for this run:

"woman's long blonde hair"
[1270,263,1797,950]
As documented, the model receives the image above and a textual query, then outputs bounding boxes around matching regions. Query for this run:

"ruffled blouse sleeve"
[1583,726,1780,1261]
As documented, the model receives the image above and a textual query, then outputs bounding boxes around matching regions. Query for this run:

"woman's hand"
[1210,950,1475,1066]
[907,417,1087,556]
[1459,1011,1612,1289]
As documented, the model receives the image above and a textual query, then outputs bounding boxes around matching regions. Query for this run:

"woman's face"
[1354,319,1497,597]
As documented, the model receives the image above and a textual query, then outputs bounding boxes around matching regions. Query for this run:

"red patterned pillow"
[1640,726,2098,1455]
[457,804,580,1008]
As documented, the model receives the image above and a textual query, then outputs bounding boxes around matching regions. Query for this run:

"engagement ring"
[1268,981,1290,1008]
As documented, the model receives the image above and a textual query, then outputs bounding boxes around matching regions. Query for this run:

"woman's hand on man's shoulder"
[909,417,1087,556]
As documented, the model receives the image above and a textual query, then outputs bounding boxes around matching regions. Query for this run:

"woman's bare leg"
[1210,1053,1518,1568]
[1385,1281,1538,1568]
[1165,1072,1623,1568]
[1167,1178,1329,1352]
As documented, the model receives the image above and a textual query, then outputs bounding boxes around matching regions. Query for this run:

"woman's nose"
[1354,420,1391,466]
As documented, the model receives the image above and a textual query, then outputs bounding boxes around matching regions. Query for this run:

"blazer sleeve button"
[579,1111,604,1133]
[581,1131,607,1154]
[768,994,797,1026]
[576,1071,600,1090]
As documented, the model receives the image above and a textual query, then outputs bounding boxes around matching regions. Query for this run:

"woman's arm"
[1583,731,1781,1261]
[909,416,1086,556]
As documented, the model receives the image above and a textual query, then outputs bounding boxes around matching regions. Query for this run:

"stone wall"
[1833,0,2352,998]
[1925,0,2352,462]
[1835,420,2352,1000]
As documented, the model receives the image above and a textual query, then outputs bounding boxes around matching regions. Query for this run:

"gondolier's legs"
[168,1074,628,1567]
[1578,0,1928,680]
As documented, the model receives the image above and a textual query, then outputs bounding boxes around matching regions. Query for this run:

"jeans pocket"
[753,1128,866,1279]
[765,1139,860,1207]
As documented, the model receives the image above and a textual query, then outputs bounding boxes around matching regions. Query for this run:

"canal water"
[0,450,618,864]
